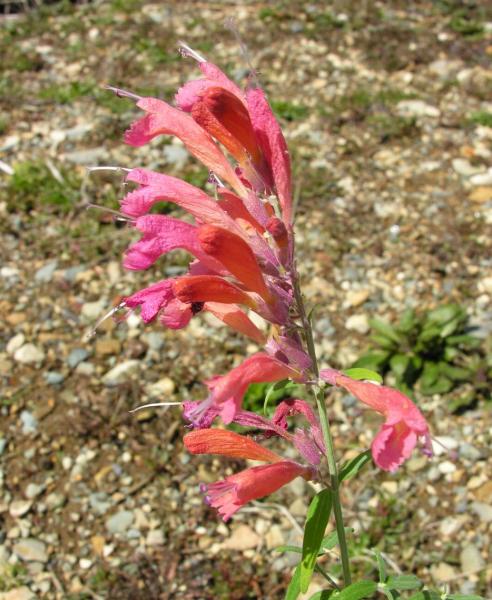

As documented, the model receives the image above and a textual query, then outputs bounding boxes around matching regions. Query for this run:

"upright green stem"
[293,274,352,586]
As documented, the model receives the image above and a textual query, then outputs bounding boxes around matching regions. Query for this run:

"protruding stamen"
[87,166,131,174]
[105,85,142,102]
[86,203,134,223]
[83,302,128,341]
[129,402,182,413]
[178,42,206,63]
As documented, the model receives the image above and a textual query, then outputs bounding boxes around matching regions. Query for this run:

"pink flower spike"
[246,88,292,223]
[320,369,431,471]
[124,98,245,196]
[184,429,282,463]
[201,461,311,521]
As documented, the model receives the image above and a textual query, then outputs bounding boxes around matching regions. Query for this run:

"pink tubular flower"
[186,352,304,426]
[106,44,299,351]
[320,369,432,472]
[183,403,320,520]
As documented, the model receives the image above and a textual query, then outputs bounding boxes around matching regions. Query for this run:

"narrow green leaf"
[420,375,453,395]
[309,591,335,600]
[420,362,439,387]
[447,334,481,349]
[335,580,378,600]
[285,563,302,600]
[374,550,387,583]
[340,450,372,482]
[439,317,461,338]
[369,318,401,344]
[438,363,470,382]
[371,334,399,350]
[386,575,422,590]
[300,489,333,593]
[343,368,383,384]
[407,591,441,600]
[381,589,399,600]
[351,352,390,370]
[398,308,417,333]
[426,304,462,325]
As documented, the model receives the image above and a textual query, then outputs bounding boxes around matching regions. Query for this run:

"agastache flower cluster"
[105,44,432,521]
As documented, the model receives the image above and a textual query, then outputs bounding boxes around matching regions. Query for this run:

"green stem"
[293,273,352,587]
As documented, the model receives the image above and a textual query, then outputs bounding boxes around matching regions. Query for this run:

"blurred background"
[0,1,491,598]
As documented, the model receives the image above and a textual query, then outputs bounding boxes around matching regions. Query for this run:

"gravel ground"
[1,1,491,598]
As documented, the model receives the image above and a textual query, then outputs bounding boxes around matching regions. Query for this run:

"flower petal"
[201,460,311,521]
[123,279,175,322]
[247,88,292,223]
[174,275,257,310]
[204,302,266,344]
[372,424,417,472]
[125,97,245,195]
[184,429,282,463]
[198,225,271,301]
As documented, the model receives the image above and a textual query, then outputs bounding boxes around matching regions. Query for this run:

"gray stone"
[75,361,95,376]
[459,442,482,461]
[397,100,440,118]
[460,544,484,573]
[64,147,108,165]
[431,436,458,456]
[13,539,48,563]
[470,169,492,186]
[143,332,165,351]
[44,372,65,385]
[145,377,175,397]
[89,492,112,515]
[45,493,66,510]
[81,300,107,321]
[345,314,370,334]
[7,333,25,356]
[452,158,485,178]
[62,265,86,282]
[0,587,36,600]
[102,360,140,386]
[34,261,58,283]
[20,411,38,435]
[25,483,44,499]
[9,500,33,518]
[14,344,45,365]
[106,510,134,534]
[146,529,164,546]
[471,501,492,523]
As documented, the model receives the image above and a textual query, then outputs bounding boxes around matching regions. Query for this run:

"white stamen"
[129,402,182,413]
[178,42,206,63]
[105,86,142,102]
[87,166,131,173]
[83,302,127,341]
